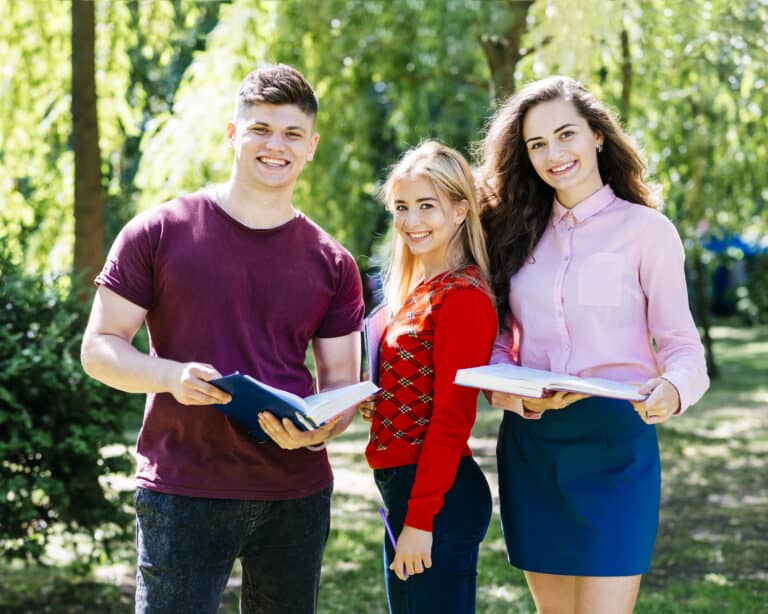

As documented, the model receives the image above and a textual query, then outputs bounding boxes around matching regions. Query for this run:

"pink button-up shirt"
[491,184,709,414]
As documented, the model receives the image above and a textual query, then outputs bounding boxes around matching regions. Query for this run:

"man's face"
[227,103,319,192]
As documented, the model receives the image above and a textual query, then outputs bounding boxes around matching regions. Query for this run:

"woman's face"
[391,174,466,276]
[522,97,604,208]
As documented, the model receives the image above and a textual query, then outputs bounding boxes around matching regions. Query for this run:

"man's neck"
[216,179,297,229]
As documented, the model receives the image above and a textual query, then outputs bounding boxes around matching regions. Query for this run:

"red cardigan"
[365,266,498,531]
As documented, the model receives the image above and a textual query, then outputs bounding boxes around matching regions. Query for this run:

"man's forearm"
[81,332,179,394]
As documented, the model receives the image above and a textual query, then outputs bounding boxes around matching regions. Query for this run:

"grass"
[1,323,766,613]
[318,322,768,613]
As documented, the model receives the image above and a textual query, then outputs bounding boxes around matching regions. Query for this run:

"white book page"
[304,380,380,424]
[454,364,545,396]
[454,364,645,401]
[547,375,645,401]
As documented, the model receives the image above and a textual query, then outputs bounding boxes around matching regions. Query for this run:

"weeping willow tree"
[132,0,630,265]
[1,0,765,325]
[0,0,226,276]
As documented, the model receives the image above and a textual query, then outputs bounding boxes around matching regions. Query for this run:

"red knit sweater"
[365,266,498,531]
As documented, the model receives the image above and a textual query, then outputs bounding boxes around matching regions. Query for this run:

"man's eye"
[286,132,302,139]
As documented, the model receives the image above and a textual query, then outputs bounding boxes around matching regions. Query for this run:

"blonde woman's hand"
[631,378,680,424]
[358,396,376,422]
[390,526,433,581]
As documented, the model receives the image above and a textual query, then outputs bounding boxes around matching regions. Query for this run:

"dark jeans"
[374,456,492,614]
[133,486,332,614]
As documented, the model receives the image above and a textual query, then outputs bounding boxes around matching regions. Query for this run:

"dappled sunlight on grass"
[648,326,768,603]
[3,324,767,612]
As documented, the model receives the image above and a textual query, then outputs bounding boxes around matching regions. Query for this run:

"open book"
[210,373,379,443]
[454,364,647,401]
[364,303,389,385]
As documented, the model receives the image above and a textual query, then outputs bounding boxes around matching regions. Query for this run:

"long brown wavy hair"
[477,76,659,322]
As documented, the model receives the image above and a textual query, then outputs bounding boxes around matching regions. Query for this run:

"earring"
[597,142,604,153]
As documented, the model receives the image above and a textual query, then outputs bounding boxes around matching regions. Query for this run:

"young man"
[81,64,364,614]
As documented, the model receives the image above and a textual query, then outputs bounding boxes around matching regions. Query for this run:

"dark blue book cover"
[210,373,379,444]
[210,373,314,443]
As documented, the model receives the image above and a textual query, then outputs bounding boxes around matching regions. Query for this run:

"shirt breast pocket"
[577,252,625,307]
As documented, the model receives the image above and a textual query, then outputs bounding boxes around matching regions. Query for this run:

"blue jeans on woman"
[374,456,492,614]
[133,486,332,614]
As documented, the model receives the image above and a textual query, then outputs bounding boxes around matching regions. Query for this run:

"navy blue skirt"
[497,396,660,576]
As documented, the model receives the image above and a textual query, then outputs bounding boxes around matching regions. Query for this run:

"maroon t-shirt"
[95,192,364,499]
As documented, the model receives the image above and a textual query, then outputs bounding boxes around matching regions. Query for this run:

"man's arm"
[257,331,362,448]
[312,331,362,435]
[80,286,230,405]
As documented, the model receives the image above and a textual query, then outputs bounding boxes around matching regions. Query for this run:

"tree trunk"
[677,154,719,378]
[479,0,536,103]
[691,246,719,378]
[620,26,632,124]
[71,0,104,303]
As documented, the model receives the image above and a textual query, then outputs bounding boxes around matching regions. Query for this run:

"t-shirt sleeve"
[404,287,498,531]
[94,211,157,310]
[314,249,365,338]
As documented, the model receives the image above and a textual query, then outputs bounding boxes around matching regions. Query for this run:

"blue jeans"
[134,486,332,614]
[374,456,492,614]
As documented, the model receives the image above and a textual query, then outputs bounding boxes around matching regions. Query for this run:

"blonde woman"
[359,141,497,614]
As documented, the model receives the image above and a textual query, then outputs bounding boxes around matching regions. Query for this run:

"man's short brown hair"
[236,64,318,118]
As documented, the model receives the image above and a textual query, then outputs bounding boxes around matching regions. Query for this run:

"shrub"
[0,250,137,565]
[739,252,768,324]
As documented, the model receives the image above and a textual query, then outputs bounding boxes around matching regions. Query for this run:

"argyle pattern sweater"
[365,266,498,531]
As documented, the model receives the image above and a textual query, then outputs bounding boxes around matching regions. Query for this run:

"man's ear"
[307,132,320,161]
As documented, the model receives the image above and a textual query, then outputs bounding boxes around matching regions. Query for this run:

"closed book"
[210,372,379,443]
[363,303,389,385]
[454,363,646,401]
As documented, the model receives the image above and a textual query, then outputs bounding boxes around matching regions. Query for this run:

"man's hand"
[257,412,343,450]
[167,362,231,406]
[390,526,433,581]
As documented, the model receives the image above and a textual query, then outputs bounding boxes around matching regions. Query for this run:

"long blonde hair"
[380,141,490,313]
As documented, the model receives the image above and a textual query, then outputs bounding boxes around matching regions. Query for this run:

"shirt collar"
[551,184,616,225]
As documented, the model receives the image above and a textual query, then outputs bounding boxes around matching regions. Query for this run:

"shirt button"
[563,256,569,261]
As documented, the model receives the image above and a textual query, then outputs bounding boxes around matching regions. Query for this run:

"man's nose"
[266,132,284,150]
